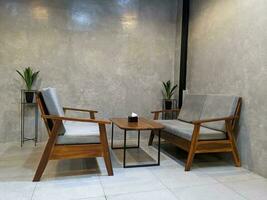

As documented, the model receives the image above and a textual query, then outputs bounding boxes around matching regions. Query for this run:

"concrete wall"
[0,0,181,142]
[188,0,267,177]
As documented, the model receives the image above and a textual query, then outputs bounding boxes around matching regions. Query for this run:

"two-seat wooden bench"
[149,94,242,171]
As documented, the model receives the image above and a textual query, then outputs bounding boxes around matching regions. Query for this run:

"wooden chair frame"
[148,98,242,171]
[33,93,113,182]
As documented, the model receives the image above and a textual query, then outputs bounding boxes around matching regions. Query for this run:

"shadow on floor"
[155,141,234,169]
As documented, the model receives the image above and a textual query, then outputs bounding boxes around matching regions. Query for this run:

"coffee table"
[110,117,164,168]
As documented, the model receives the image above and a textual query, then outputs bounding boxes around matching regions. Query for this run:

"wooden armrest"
[63,107,98,113]
[151,109,180,114]
[192,116,238,125]
[41,115,111,124]
[63,107,98,119]
[151,109,180,120]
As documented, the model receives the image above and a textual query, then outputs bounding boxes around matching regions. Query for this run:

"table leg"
[123,129,161,168]
[111,129,139,149]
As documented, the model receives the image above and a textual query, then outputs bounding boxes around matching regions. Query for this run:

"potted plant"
[162,80,177,110]
[16,67,40,103]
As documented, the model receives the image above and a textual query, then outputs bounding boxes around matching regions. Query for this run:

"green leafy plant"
[16,67,40,90]
[162,80,177,100]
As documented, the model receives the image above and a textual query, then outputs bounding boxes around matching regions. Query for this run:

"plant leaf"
[170,84,178,94]
[16,70,26,82]
[32,71,39,83]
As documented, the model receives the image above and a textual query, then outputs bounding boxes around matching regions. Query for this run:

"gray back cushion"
[178,94,206,122]
[41,88,66,135]
[200,95,239,132]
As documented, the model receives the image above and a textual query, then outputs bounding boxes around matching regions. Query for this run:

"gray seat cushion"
[178,94,206,122]
[41,87,66,135]
[157,120,226,141]
[57,121,100,144]
[200,95,239,131]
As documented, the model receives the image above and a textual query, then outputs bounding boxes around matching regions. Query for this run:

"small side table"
[20,90,39,147]
[110,118,164,168]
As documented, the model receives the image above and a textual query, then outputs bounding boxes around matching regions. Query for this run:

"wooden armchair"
[148,94,242,171]
[33,88,113,181]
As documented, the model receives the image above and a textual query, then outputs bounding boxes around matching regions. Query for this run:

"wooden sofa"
[149,94,242,171]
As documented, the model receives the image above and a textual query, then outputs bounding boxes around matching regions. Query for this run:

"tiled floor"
[0,140,267,200]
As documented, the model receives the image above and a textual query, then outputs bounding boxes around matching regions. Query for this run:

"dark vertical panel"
[178,0,190,108]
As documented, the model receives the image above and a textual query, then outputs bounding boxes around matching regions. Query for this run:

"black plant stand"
[162,99,178,119]
[20,90,39,147]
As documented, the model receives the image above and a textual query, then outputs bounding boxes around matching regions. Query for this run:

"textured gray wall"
[188,0,267,177]
[0,0,181,142]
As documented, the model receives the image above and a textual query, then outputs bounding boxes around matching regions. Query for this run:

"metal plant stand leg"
[20,90,39,147]
[111,122,114,148]
[34,105,39,146]
[20,100,24,147]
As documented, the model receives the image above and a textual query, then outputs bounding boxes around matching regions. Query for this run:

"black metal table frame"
[111,122,161,168]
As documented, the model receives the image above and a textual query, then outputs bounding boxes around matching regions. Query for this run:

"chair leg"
[231,149,241,167]
[33,121,60,182]
[230,137,241,167]
[33,139,55,181]
[103,150,113,176]
[226,121,241,167]
[148,131,154,146]
[185,125,200,171]
[99,124,114,176]
[33,152,50,181]
[185,147,196,171]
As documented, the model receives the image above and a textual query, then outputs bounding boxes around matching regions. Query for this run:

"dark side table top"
[110,117,164,131]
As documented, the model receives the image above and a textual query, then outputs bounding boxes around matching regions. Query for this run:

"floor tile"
[150,165,218,189]
[0,143,43,160]
[213,169,263,183]
[0,143,9,154]
[80,198,106,200]
[140,142,183,168]
[225,179,267,200]
[194,161,249,174]
[171,183,246,200]
[0,163,35,181]
[193,161,263,183]
[32,176,104,200]
[0,181,36,200]
[106,189,178,200]
[99,167,165,196]
[1,141,267,200]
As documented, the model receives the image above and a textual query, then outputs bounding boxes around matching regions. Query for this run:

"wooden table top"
[110,117,164,130]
